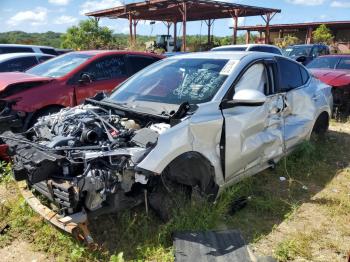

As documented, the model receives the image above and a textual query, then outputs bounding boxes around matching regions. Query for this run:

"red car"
[307,54,350,115]
[0,50,163,132]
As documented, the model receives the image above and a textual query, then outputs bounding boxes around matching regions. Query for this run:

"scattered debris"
[279,177,286,182]
[230,196,248,215]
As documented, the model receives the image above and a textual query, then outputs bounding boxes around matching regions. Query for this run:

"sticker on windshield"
[220,60,238,75]
[286,49,292,52]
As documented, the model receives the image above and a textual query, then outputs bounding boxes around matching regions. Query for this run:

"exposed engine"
[1,104,171,216]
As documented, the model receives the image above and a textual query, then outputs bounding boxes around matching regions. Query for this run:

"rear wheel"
[312,112,329,135]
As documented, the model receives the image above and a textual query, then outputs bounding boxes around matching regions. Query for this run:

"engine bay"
[1,103,172,217]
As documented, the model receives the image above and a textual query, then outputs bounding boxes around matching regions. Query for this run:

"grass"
[1,123,350,261]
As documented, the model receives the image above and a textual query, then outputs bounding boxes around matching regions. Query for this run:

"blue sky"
[1,0,350,36]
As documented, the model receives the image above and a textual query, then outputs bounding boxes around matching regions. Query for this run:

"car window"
[235,63,268,95]
[307,56,340,69]
[0,46,34,54]
[0,56,38,72]
[300,67,310,84]
[109,58,229,106]
[311,46,322,57]
[128,55,158,75]
[37,55,53,63]
[277,58,303,91]
[283,46,311,57]
[249,46,281,55]
[212,47,247,51]
[82,55,126,81]
[337,57,350,70]
[40,48,58,56]
[27,53,92,77]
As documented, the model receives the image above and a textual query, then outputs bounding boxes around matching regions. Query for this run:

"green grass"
[0,128,349,261]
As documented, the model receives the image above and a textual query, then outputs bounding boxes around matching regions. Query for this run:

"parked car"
[282,44,330,65]
[211,44,282,55]
[0,53,54,72]
[307,54,350,116]
[0,52,332,236]
[0,44,59,56]
[0,50,163,133]
[55,48,74,55]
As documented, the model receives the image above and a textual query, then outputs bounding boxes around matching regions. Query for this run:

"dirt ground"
[0,121,349,261]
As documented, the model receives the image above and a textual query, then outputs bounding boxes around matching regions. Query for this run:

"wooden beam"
[245,30,250,44]
[174,20,177,50]
[133,19,139,43]
[180,2,187,51]
[128,12,133,45]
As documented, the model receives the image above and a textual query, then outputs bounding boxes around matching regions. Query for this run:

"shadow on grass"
[83,129,350,260]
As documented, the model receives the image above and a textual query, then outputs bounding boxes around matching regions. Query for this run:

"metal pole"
[265,13,271,44]
[232,15,238,45]
[182,2,187,51]
[174,21,177,50]
[128,12,133,45]
[207,19,211,45]
[246,30,250,44]
[133,20,138,44]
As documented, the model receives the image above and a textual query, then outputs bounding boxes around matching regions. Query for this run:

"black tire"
[312,112,329,135]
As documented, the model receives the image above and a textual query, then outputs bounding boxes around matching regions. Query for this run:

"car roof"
[290,44,326,47]
[0,44,55,49]
[166,51,275,60]
[73,50,164,58]
[0,52,53,62]
[212,44,279,50]
[318,54,350,58]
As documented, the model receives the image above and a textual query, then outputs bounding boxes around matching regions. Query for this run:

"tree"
[61,19,115,50]
[275,35,300,48]
[313,24,334,44]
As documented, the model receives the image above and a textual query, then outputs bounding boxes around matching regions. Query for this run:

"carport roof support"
[86,0,280,49]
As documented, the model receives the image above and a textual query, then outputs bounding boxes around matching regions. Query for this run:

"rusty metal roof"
[237,20,350,31]
[85,0,281,22]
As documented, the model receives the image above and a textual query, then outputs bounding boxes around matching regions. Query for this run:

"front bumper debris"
[18,181,94,244]
[0,113,23,133]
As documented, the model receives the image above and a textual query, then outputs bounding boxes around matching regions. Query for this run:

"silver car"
[2,52,332,236]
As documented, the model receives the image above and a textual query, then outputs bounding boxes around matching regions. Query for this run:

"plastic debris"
[279,176,286,181]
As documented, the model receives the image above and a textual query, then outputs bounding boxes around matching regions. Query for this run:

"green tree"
[312,24,334,44]
[61,19,115,50]
[275,35,300,48]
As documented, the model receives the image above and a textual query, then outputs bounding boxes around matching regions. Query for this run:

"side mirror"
[221,89,266,109]
[296,56,306,63]
[79,73,93,85]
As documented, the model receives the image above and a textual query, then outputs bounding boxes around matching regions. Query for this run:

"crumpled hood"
[0,72,52,94]
[310,69,350,87]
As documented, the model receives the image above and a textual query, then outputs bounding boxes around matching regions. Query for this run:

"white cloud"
[7,7,48,26]
[286,0,325,6]
[330,1,350,7]
[80,0,123,15]
[54,15,78,24]
[48,0,70,5]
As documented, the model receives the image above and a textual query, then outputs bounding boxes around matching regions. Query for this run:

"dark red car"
[0,50,163,132]
[307,54,350,115]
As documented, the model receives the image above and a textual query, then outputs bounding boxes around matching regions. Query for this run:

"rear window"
[0,56,38,72]
[0,46,34,54]
[249,46,282,55]
[212,47,246,52]
[277,58,303,91]
[307,56,340,69]
[40,48,58,56]
[337,57,350,70]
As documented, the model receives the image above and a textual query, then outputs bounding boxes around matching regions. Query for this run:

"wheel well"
[25,105,65,129]
[163,151,218,197]
[313,111,330,134]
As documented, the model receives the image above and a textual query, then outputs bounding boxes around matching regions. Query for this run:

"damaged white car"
[1,52,332,240]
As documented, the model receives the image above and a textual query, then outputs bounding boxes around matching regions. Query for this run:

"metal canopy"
[85,0,281,50]
[86,0,280,22]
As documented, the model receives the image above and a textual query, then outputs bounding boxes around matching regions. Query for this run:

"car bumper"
[18,181,94,244]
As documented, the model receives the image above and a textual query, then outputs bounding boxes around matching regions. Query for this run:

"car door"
[222,60,284,181]
[276,57,315,149]
[72,55,128,104]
